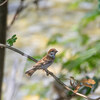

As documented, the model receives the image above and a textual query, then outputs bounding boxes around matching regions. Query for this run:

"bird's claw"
[42,68,49,76]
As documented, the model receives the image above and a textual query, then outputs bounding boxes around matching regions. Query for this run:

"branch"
[43,69,100,100]
[0,0,8,7]
[8,0,32,29]
[0,43,99,100]
[43,69,88,99]
[0,43,38,62]
[7,0,40,29]
[7,0,25,29]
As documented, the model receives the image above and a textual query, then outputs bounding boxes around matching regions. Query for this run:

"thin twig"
[33,0,39,10]
[0,0,8,7]
[8,0,31,29]
[0,43,100,100]
[7,0,25,29]
[8,0,37,29]
[7,0,40,29]
[43,69,88,99]
[0,43,38,62]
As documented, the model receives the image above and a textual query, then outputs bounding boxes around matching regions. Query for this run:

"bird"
[25,48,58,77]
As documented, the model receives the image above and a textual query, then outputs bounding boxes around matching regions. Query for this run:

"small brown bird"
[25,48,58,76]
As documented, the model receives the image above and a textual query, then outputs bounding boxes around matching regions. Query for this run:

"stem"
[0,43,38,62]
[0,0,8,6]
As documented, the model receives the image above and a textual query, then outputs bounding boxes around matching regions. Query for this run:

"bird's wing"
[43,55,53,63]
[35,55,52,66]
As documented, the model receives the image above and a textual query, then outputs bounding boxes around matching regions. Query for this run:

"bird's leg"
[42,67,49,76]
[45,68,49,76]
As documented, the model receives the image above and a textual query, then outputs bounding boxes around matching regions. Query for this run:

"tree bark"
[0,1,7,100]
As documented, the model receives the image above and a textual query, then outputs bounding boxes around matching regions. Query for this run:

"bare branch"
[0,0,8,7]
[8,0,31,29]
[0,43,38,62]
[0,43,100,100]
[7,0,25,29]
[43,69,88,99]
[7,0,40,29]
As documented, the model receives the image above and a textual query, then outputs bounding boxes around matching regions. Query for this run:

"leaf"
[82,83,92,88]
[79,33,89,45]
[98,0,100,11]
[7,34,17,46]
[63,43,100,72]
[47,33,63,45]
[69,77,81,93]
[68,1,80,10]
[69,76,96,94]
[81,79,96,85]
[12,34,16,38]
[80,78,96,89]
[74,84,81,93]
[80,10,100,27]
[92,77,99,92]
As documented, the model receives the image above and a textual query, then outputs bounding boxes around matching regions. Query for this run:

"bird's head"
[48,48,58,58]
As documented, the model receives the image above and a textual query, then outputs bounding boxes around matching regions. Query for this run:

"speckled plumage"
[25,48,58,76]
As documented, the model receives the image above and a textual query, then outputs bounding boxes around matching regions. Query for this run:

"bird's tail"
[25,68,37,77]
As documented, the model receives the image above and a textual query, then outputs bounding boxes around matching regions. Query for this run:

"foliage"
[69,76,95,93]
[79,10,100,28]
[47,33,63,45]
[98,0,100,11]
[67,76,100,97]
[62,43,100,72]
[68,0,95,10]
[7,34,17,46]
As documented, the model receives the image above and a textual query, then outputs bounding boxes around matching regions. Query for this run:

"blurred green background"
[2,0,100,100]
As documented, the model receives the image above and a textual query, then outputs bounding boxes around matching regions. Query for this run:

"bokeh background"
[2,0,100,100]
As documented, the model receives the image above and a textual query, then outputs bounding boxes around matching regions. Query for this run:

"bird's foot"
[42,68,49,76]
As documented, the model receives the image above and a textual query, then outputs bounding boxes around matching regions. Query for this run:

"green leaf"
[47,33,63,45]
[7,34,17,46]
[68,1,80,10]
[92,77,99,92]
[80,10,100,27]
[63,43,100,72]
[12,34,16,38]
[79,34,89,45]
